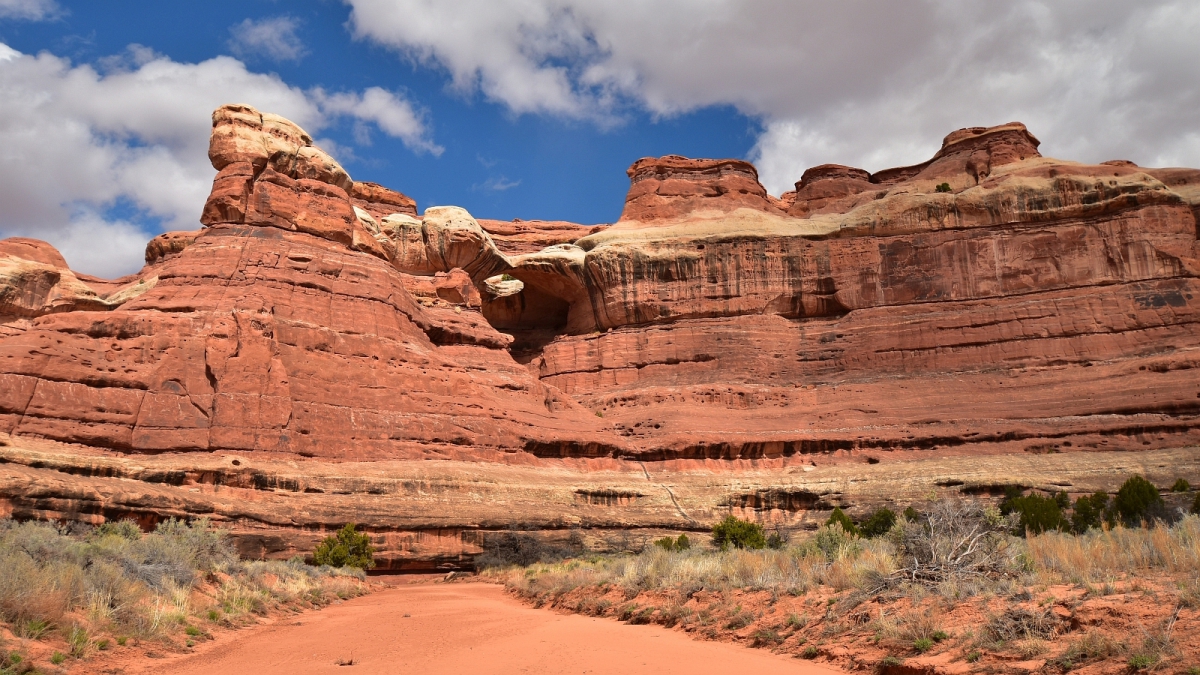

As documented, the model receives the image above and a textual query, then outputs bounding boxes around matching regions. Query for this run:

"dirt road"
[150,581,839,674]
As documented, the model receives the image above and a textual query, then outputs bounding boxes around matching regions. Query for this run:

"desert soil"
[123,580,837,675]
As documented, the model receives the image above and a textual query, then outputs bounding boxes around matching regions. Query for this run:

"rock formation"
[1,106,1198,569]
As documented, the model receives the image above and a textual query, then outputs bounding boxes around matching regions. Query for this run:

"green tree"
[1071,492,1109,533]
[859,508,897,538]
[825,507,860,536]
[313,523,375,569]
[1002,492,1067,535]
[1171,478,1191,492]
[711,515,767,551]
[1110,475,1164,526]
[1192,492,1200,515]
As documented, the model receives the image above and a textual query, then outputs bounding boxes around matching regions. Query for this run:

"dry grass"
[1027,515,1200,584]
[0,518,368,664]
[497,524,897,599]
[494,508,1200,675]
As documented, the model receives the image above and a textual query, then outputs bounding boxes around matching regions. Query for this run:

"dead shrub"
[892,499,1021,586]
[982,607,1060,647]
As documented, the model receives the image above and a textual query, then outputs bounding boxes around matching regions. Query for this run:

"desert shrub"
[1002,492,1067,535]
[1128,654,1157,670]
[1071,492,1109,533]
[825,508,860,536]
[312,524,375,570]
[860,508,897,538]
[983,607,1060,645]
[0,518,364,648]
[935,183,952,193]
[476,528,572,569]
[653,534,691,552]
[752,628,782,646]
[811,524,861,563]
[1110,475,1165,526]
[1171,478,1191,492]
[93,520,142,540]
[1192,492,1200,515]
[711,515,766,551]
[893,498,1018,584]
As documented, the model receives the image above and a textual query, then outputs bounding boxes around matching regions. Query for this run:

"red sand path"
[148,581,840,674]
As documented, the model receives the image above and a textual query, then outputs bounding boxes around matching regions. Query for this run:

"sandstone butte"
[1,105,1199,570]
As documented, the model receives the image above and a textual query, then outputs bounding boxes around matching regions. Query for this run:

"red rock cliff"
[1,112,1198,570]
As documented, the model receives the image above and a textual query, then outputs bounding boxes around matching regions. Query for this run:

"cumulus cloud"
[0,0,59,21]
[228,15,306,63]
[346,0,1200,195]
[0,44,438,277]
[313,86,443,155]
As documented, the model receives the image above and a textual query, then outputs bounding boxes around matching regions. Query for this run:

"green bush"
[652,534,691,552]
[1128,654,1157,670]
[1192,492,1200,515]
[313,524,375,569]
[935,183,952,193]
[1171,478,1191,492]
[859,508,896,538]
[1071,492,1109,533]
[711,515,766,551]
[913,637,933,653]
[903,506,918,521]
[93,519,142,540]
[825,507,859,536]
[1110,475,1164,526]
[1002,491,1067,535]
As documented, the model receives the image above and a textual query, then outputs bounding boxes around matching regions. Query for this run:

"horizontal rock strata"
[1,108,1198,568]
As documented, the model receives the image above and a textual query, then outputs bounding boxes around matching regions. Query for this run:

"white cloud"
[0,43,439,277]
[0,0,59,21]
[346,0,1200,195]
[228,16,306,63]
[313,86,443,155]
[475,176,520,192]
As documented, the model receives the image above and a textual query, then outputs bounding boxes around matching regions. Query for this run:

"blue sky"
[1,0,1198,276]
[0,1,759,225]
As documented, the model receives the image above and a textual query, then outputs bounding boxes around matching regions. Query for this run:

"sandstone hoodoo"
[1,104,1198,570]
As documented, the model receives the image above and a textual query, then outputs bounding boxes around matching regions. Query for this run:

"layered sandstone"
[1,109,1198,569]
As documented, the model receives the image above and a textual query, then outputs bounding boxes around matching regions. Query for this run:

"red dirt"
[112,581,835,675]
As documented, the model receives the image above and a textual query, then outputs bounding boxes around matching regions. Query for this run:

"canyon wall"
[1,108,1198,569]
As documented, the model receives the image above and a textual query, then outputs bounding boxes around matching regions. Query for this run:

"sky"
[1,0,1198,277]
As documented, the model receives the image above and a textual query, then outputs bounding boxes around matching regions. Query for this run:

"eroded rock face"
[478,219,606,256]
[618,155,785,223]
[2,112,1199,570]
[350,181,418,221]
[786,164,876,217]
